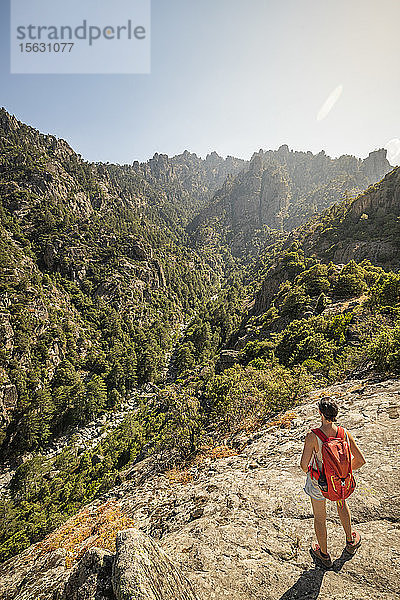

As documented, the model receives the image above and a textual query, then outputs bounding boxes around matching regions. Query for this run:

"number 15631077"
[19,42,74,53]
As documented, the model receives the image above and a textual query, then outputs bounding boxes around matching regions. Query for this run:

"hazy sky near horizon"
[1,0,400,164]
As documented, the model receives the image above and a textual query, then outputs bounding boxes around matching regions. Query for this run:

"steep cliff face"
[135,150,245,202]
[298,165,400,268]
[361,149,392,180]
[187,158,291,257]
[188,146,392,258]
[108,150,246,230]
[1,377,399,599]
[225,156,291,231]
[346,163,400,221]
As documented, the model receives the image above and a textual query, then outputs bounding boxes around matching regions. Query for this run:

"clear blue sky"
[1,0,400,164]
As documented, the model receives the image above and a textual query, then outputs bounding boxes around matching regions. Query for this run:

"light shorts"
[303,471,325,501]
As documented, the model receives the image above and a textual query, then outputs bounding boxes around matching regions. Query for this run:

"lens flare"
[317,84,343,121]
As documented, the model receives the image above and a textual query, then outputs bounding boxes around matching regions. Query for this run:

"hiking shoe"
[310,543,333,568]
[345,531,361,554]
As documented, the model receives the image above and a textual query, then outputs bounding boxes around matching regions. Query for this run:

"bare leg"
[311,497,328,554]
[336,499,352,541]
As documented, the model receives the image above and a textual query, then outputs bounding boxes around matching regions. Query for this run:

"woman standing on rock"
[300,396,366,568]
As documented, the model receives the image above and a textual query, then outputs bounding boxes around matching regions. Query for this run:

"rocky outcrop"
[361,149,391,181]
[346,164,400,223]
[118,377,400,600]
[0,109,19,134]
[331,239,397,266]
[2,377,399,599]
[62,547,114,600]
[112,529,198,600]
[0,547,68,600]
[251,258,295,316]
[0,382,18,427]
[215,349,241,372]
[0,527,198,600]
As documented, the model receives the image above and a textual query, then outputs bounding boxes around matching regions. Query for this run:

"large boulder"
[62,547,114,600]
[0,547,68,600]
[112,528,198,600]
[0,531,198,600]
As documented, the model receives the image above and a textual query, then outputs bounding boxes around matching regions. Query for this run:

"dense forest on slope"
[0,107,229,458]
[1,107,399,563]
[179,163,400,380]
[3,246,400,562]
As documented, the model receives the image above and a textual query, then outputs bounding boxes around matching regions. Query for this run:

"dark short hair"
[318,396,338,422]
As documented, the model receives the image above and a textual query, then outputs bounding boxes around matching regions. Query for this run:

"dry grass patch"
[194,444,238,462]
[31,500,135,568]
[265,411,297,429]
[165,444,239,485]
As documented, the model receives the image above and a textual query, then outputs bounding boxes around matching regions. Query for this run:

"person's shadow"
[277,549,354,599]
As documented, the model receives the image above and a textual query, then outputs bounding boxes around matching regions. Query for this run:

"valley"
[1,107,400,599]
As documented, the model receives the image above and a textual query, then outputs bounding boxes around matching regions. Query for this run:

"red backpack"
[309,426,356,501]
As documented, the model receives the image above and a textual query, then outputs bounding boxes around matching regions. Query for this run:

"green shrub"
[205,363,310,432]
[334,261,367,298]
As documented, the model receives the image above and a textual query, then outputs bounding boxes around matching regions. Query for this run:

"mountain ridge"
[187,144,392,258]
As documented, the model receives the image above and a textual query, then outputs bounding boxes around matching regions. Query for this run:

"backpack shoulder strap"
[340,426,351,446]
[336,425,345,439]
[312,428,328,443]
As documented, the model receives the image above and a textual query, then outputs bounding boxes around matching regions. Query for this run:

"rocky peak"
[248,152,264,172]
[205,151,221,164]
[361,148,392,180]
[277,144,290,156]
[0,108,19,133]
